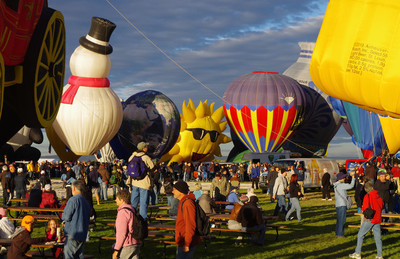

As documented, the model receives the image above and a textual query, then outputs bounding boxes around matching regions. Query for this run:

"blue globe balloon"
[116,90,180,159]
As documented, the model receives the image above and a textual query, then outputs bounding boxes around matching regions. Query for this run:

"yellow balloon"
[311,0,400,118]
[160,99,231,164]
[379,116,400,154]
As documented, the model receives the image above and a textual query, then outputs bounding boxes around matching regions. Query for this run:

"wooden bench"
[8,214,59,222]
[25,250,94,258]
[210,224,287,241]
[348,224,400,231]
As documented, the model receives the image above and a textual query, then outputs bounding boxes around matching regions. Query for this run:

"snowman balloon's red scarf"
[61,75,110,104]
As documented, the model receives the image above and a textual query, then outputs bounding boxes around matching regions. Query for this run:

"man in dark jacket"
[237,196,266,245]
[321,168,332,200]
[266,166,278,203]
[1,165,11,206]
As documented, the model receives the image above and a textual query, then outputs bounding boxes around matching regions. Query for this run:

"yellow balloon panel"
[161,100,231,164]
[379,116,400,155]
[310,0,400,118]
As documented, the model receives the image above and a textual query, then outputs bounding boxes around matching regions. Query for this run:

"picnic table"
[5,206,64,220]
[10,198,28,203]
[350,213,400,231]
[0,238,64,258]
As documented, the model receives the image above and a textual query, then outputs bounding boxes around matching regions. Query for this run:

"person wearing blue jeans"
[333,169,355,238]
[285,174,302,222]
[128,142,155,220]
[349,181,384,259]
[272,169,288,217]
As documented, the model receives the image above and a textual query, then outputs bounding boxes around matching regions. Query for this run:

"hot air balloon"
[95,143,116,163]
[46,126,80,162]
[223,72,306,153]
[116,90,181,159]
[52,17,123,156]
[160,99,231,164]
[282,42,343,157]
[310,0,400,118]
[330,98,387,159]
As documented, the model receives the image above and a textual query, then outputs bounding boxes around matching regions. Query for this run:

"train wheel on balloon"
[21,7,66,128]
[0,54,4,118]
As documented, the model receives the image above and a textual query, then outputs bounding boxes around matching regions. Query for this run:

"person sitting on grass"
[237,196,266,246]
[349,181,384,259]
[7,215,46,259]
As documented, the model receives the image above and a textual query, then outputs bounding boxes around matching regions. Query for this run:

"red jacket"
[40,191,57,208]
[175,193,201,248]
[392,166,400,178]
[362,190,384,224]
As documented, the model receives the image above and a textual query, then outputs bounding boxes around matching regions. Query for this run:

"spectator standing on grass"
[334,169,355,238]
[39,170,51,189]
[1,165,11,206]
[285,174,302,222]
[266,166,278,202]
[250,163,260,190]
[64,164,76,200]
[129,142,155,220]
[173,180,201,259]
[349,181,384,259]
[321,168,332,201]
[273,168,288,217]
[295,161,306,200]
[391,163,400,194]
[87,165,101,205]
[98,163,110,201]
[113,190,140,259]
[62,180,90,259]
[355,176,367,214]
[13,167,28,207]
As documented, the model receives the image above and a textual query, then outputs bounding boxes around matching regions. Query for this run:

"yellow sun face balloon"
[160,99,231,164]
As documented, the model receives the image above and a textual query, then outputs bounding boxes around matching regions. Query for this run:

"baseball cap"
[137,142,149,151]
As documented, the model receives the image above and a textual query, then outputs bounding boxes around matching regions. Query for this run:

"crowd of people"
[1,148,400,258]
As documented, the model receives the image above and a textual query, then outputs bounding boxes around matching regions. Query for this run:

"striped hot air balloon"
[223,71,307,153]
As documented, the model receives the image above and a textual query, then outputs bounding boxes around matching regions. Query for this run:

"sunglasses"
[186,128,220,142]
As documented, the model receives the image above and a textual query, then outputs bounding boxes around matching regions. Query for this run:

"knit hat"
[336,172,347,181]
[0,208,6,217]
[239,194,249,202]
[137,142,149,151]
[378,169,388,176]
[21,215,35,232]
[41,170,45,175]
[17,168,23,173]
[173,180,189,194]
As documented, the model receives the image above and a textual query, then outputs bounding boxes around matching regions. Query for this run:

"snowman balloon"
[52,17,123,156]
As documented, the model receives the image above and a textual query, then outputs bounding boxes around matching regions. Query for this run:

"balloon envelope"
[118,90,180,159]
[223,72,306,153]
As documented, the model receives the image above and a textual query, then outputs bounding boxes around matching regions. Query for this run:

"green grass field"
[5,187,400,259]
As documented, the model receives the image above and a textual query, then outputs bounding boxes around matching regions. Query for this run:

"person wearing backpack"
[113,190,140,259]
[128,142,155,220]
[173,180,201,259]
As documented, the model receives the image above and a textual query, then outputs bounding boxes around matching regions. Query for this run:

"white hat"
[323,168,328,173]
[41,170,45,174]
[17,168,23,173]
[44,184,51,191]
[2,165,7,171]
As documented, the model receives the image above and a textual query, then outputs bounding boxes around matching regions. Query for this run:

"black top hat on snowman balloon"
[79,17,116,55]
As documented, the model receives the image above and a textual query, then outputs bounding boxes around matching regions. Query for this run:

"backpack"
[109,174,117,185]
[181,199,211,236]
[122,207,148,241]
[128,155,148,180]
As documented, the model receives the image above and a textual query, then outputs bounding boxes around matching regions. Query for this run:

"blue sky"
[35,0,361,160]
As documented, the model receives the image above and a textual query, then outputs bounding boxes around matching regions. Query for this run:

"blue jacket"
[62,193,90,241]
[334,177,355,208]
[250,167,260,178]
[226,191,239,210]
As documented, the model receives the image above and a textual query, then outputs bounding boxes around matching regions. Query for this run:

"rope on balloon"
[104,0,324,158]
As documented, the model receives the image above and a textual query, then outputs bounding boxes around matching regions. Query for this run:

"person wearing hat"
[128,141,155,220]
[321,168,332,201]
[0,165,11,206]
[64,163,76,200]
[237,195,266,246]
[333,169,355,238]
[39,169,51,190]
[173,180,201,258]
[0,207,14,239]
[40,184,58,209]
[226,186,240,211]
[7,215,46,259]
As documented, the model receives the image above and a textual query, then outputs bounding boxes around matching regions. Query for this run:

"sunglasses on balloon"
[186,128,220,142]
